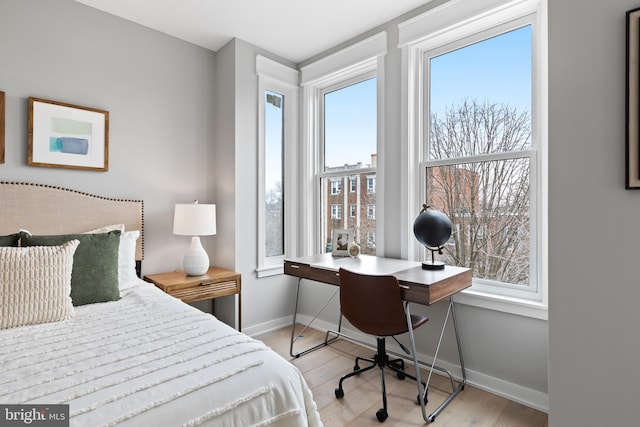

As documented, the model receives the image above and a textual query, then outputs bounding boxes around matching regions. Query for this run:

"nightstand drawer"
[166,279,240,303]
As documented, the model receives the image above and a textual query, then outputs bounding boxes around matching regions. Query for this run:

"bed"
[0,182,323,427]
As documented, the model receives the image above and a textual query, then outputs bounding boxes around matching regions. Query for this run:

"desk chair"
[334,268,428,422]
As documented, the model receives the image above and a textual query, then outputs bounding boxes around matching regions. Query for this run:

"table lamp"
[173,201,216,276]
[413,204,452,270]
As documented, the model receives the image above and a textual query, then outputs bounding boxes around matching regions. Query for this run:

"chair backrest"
[338,268,409,337]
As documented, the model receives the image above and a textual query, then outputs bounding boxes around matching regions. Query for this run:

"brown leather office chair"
[335,268,428,422]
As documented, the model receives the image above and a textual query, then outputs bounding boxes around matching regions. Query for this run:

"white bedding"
[0,281,323,427]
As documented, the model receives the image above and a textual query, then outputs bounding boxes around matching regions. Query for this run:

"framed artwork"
[28,97,109,171]
[626,8,640,188]
[331,228,354,257]
[0,91,4,164]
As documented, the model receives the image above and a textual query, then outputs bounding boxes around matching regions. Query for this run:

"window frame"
[299,32,387,257]
[366,176,376,193]
[367,204,376,220]
[331,204,342,220]
[256,56,299,278]
[399,0,548,316]
[330,179,342,195]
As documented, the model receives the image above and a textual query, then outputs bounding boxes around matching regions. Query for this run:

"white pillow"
[0,240,79,329]
[119,230,140,291]
[84,225,140,291]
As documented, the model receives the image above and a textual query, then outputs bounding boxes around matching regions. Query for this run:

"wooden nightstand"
[144,267,242,331]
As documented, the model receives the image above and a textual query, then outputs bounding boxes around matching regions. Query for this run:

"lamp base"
[422,260,445,270]
[183,236,210,276]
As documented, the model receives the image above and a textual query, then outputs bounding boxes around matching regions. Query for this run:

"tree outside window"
[425,25,535,291]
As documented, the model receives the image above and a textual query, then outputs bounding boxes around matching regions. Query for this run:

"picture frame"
[626,8,640,188]
[28,97,109,171]
[331,228,354,257]
[0,91,4,164]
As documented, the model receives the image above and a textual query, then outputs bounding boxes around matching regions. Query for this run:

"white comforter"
[0,281,323,427]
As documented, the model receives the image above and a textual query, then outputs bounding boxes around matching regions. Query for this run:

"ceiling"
[73,0,433,63]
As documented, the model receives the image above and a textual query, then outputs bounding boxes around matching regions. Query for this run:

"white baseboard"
[247,313,548,414]
[243,315,293,337]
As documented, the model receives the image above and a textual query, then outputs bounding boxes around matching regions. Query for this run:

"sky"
[324,77,377,169]
[265,91,284,192]
[429,25,532,117]
[323,24,532,168]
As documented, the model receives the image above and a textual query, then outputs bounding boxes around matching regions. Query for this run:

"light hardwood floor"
[257,326,548,427]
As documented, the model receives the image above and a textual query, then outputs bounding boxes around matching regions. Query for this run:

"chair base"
[334,336,427,423]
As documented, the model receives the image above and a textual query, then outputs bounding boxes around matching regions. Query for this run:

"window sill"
[256,263,283,278]
[454,288,548,320]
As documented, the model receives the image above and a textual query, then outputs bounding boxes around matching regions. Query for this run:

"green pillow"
[20,230,121,306]
[0,234,19,247]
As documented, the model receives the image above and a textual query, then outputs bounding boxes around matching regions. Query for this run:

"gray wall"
[213,38,300,329]
[548,0,640,425]
[0,0,217,277]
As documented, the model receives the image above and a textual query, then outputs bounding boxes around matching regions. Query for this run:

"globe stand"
[422,247,445,270]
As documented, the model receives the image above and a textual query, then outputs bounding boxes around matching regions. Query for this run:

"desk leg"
[407,297,466,423]
[406,302,429,422]
[289,278,341,358]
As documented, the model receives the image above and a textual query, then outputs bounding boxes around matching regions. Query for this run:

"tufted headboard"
[0,182,144,265]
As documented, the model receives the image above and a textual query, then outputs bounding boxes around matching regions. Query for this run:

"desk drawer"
[284,261,340,285]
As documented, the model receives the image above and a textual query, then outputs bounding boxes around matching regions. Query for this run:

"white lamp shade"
[173,203,216,236]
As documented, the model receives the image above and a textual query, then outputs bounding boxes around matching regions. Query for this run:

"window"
[264,90,284,258]
[257,56,298,277]
[300,32,386,258]
[331,204,342,219]
[412,6,544,303]
[331,180,342,195]
[367,231,376,249]
[320,76,378,255]
[366,176,376,193]
[367,205,376,220]
[399,0,546,310]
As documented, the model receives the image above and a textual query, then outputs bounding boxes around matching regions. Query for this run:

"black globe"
[413,208,452,249]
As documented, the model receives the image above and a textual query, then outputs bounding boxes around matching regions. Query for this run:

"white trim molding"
[398,0,539,48]
[301,32,387,86]
[256,55,299,277]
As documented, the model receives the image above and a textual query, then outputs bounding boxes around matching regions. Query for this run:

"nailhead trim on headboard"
[0,181,144,261]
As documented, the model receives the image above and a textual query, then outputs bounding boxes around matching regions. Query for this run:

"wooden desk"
[284,254,471,305]
[284,254,471,423]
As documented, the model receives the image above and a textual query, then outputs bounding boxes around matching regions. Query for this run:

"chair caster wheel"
[376,408,388,422]
[396,372,406,380]
[417,393,428,405]
[335,388,344,399]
